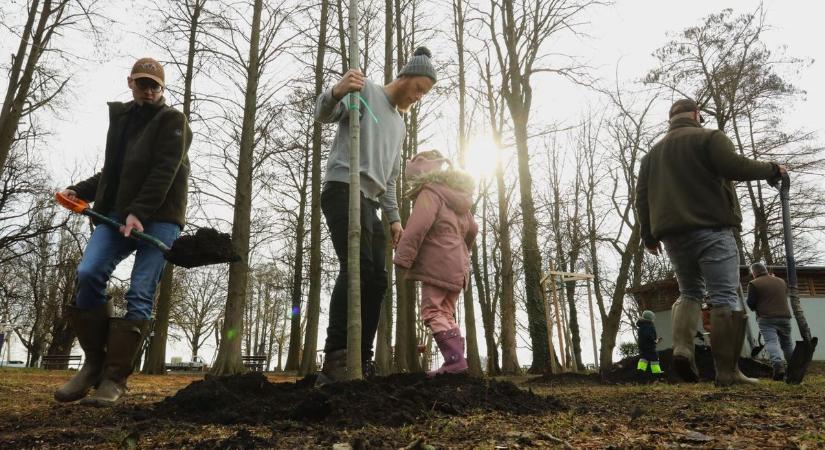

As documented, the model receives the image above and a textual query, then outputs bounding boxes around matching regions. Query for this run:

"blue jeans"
[662,228,741,310]
[75,220,181,320]
[758,318,794,365]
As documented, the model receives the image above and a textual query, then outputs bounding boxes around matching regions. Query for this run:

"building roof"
[628,265,825,312]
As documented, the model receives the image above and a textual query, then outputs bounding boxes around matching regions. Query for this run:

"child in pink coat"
[394,150,478,376]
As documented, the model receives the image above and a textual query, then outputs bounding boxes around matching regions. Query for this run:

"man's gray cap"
[398,46,437,83]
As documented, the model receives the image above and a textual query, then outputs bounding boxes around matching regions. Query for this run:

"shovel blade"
[785,336,818,384]
[751,345,765,359]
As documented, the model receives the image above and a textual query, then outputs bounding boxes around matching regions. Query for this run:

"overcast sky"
[4,0,823,366]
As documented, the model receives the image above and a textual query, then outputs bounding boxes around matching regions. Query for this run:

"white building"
[629,266,825,360]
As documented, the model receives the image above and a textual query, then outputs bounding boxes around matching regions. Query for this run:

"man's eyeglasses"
[133,77,163,94]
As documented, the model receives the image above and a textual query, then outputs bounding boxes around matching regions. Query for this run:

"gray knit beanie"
[642,310,655,321]
[398,46,437,83]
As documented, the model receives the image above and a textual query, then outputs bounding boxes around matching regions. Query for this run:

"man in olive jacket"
[54,58,191,406]
[636,99,785,386]
[746,262,793,380]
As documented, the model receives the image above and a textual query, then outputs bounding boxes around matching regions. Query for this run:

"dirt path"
[2,368,824,448]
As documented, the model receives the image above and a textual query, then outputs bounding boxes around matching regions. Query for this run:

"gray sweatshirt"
[314,79,405,223]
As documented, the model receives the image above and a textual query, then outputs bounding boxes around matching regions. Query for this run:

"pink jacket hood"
[404,157,475,215]
[395,158,478,291]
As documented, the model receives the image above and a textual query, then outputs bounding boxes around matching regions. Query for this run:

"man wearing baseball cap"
[635,98,786,386]
[313,46,437,385]
[55,57,192,406]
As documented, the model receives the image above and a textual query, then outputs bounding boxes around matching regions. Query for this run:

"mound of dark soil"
[155,372,564,427]
[605,345,772,383]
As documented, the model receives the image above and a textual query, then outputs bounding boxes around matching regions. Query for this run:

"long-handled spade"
[778,174,818,384]
[56,192,240,268]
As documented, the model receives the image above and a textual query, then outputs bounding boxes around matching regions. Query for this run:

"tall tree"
[592,88,658,372]
[143,0,211,374]
[374,0,395,376]
[450,0,482,377]
[211,0,266,375]
[299,0,331,376]
[485,0,595,371]
[477,53,520,374]
[0,0,107,178]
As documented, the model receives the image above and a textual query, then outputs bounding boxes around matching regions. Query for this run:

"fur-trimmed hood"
[405,167,475,215]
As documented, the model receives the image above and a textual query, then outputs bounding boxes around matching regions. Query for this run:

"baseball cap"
[130,57,165,87]
[669,98,704,123]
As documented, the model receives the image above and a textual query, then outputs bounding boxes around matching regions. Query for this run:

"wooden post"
[586,277,598,370]
[549,273,566,370]
[346,0,363,380]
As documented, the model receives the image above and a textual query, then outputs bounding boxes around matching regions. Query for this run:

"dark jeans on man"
[321,181,388,361]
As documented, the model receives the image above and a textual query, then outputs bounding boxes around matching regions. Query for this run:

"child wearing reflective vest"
[637,310,664,375]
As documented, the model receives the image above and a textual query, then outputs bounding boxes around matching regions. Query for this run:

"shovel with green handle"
[55,191,240,269]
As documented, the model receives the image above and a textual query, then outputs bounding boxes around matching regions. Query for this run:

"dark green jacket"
[68,99,191,228]
[636,118,778,246]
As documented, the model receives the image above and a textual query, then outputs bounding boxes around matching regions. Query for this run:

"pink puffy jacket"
[393,157,478,292]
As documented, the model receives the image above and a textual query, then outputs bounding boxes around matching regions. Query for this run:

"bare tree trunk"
[451,0,481,377]
[143,266,174,374]
[472,184,500,374]
[284,154,309,371]
[0,0,72,177]
[374,0,395,376]
[211,0,263,376]
[299,0,330,377]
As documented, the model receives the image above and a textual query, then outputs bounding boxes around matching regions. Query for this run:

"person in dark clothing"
[637,310,663,376]
[635,98,786,386]
[746,262,793,380]
[55,57,191,406]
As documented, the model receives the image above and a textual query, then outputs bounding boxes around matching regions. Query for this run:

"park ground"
[1,364,825,449]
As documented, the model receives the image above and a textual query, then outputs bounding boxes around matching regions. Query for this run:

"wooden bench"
[242,355,266,372]
[42,355,82,370]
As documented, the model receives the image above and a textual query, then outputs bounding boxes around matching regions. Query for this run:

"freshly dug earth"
[3,368,825,448]
[156,372,564,427]
[529,346,773,385]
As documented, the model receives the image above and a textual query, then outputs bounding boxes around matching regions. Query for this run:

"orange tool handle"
[55,191,90,214]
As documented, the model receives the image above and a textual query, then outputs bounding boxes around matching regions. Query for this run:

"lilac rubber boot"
[427,328,468,377]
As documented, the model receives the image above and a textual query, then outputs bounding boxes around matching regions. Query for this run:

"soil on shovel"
[528,345,773,385]
[166,227,240,268]
[155,372,564,427]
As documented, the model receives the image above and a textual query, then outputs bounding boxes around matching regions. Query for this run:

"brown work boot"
[671,296,701,382]
[315,349,347,387]
[54,302,112,402]
[80,318,149,407]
